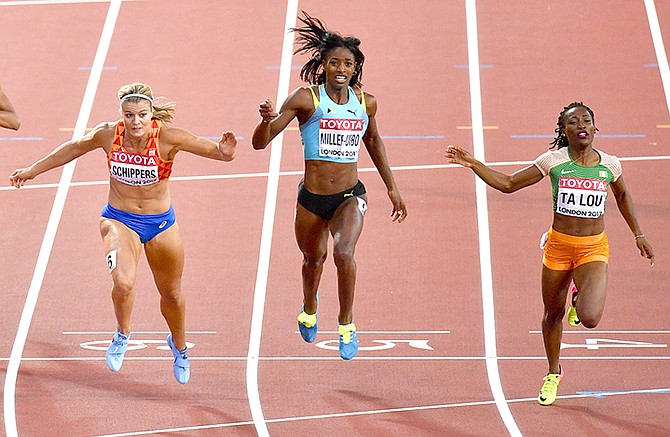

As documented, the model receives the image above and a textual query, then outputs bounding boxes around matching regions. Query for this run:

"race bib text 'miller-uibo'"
[318,118,364,159]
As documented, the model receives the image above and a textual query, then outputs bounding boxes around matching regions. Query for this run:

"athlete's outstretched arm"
[161,126,236,162]
[445,144,543,193]
[9,123,110,188]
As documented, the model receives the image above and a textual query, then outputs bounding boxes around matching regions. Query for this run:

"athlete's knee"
[581,319,599,329]
[155,277,182,298]
[332,245,355,269]
[160,291,184,306]
[302,251,327,270]
[111,275,135,300]
[578,309,603,329]
[543,306,565,325]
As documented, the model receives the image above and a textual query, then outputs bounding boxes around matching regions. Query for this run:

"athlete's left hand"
[389,190,407,223]
[218,131,237,160]
[444,144,475,168]
[636,236,655,266]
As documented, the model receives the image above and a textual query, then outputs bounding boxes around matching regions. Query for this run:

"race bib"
[556,176,608,218]
[318,118,364,159]
[109,151,159,186]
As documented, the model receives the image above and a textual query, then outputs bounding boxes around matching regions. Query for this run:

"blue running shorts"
[101,203,176,243]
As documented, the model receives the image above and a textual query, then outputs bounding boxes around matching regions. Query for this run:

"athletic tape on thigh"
[106,250,117,273]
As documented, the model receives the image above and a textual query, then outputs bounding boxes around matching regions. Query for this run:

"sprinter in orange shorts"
[445,102,654,406]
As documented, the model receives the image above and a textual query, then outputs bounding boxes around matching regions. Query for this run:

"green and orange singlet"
[533,147,622,219]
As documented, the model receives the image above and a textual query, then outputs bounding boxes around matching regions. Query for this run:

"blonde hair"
[117,82,176,123]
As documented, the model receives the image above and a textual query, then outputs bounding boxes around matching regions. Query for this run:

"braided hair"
[549,102,597,149]
[291,11,365,87]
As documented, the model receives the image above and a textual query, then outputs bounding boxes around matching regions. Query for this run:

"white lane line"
[2,2,121,437]
[644,0,670,118]
[465,1,521,436]
[246,1,298,436]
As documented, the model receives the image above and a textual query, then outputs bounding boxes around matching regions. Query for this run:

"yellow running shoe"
[338,322,359,360]
[538,367,564,406]
[297,309,318,343]
[567,282,581,327]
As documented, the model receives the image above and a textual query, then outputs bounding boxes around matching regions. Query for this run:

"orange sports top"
[107,119,173,186]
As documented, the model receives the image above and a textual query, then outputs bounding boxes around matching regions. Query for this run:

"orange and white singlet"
[107,119,173,186]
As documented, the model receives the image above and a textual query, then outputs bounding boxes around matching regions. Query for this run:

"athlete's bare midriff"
[551,212,606,237]
[107,178,172,214]
[303,160,359,195]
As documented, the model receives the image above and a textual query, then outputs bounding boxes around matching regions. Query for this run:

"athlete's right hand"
[9,167,34,188]
[444,145,474,167]
[258,99,278,123]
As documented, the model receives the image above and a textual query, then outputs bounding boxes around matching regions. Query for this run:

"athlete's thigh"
[295,203,329,258]
[99,217,142,281]
[541,265,572,310]
[572,261,608,310]
[329,196,366,249]
[144,223,185,289]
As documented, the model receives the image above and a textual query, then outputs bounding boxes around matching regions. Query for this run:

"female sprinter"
[252,12,407,360]
[445,102,654,405]
[9,82,237,384]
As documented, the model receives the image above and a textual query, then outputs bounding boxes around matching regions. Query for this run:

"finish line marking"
[2,155,668,193]
[88,387,670,437]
